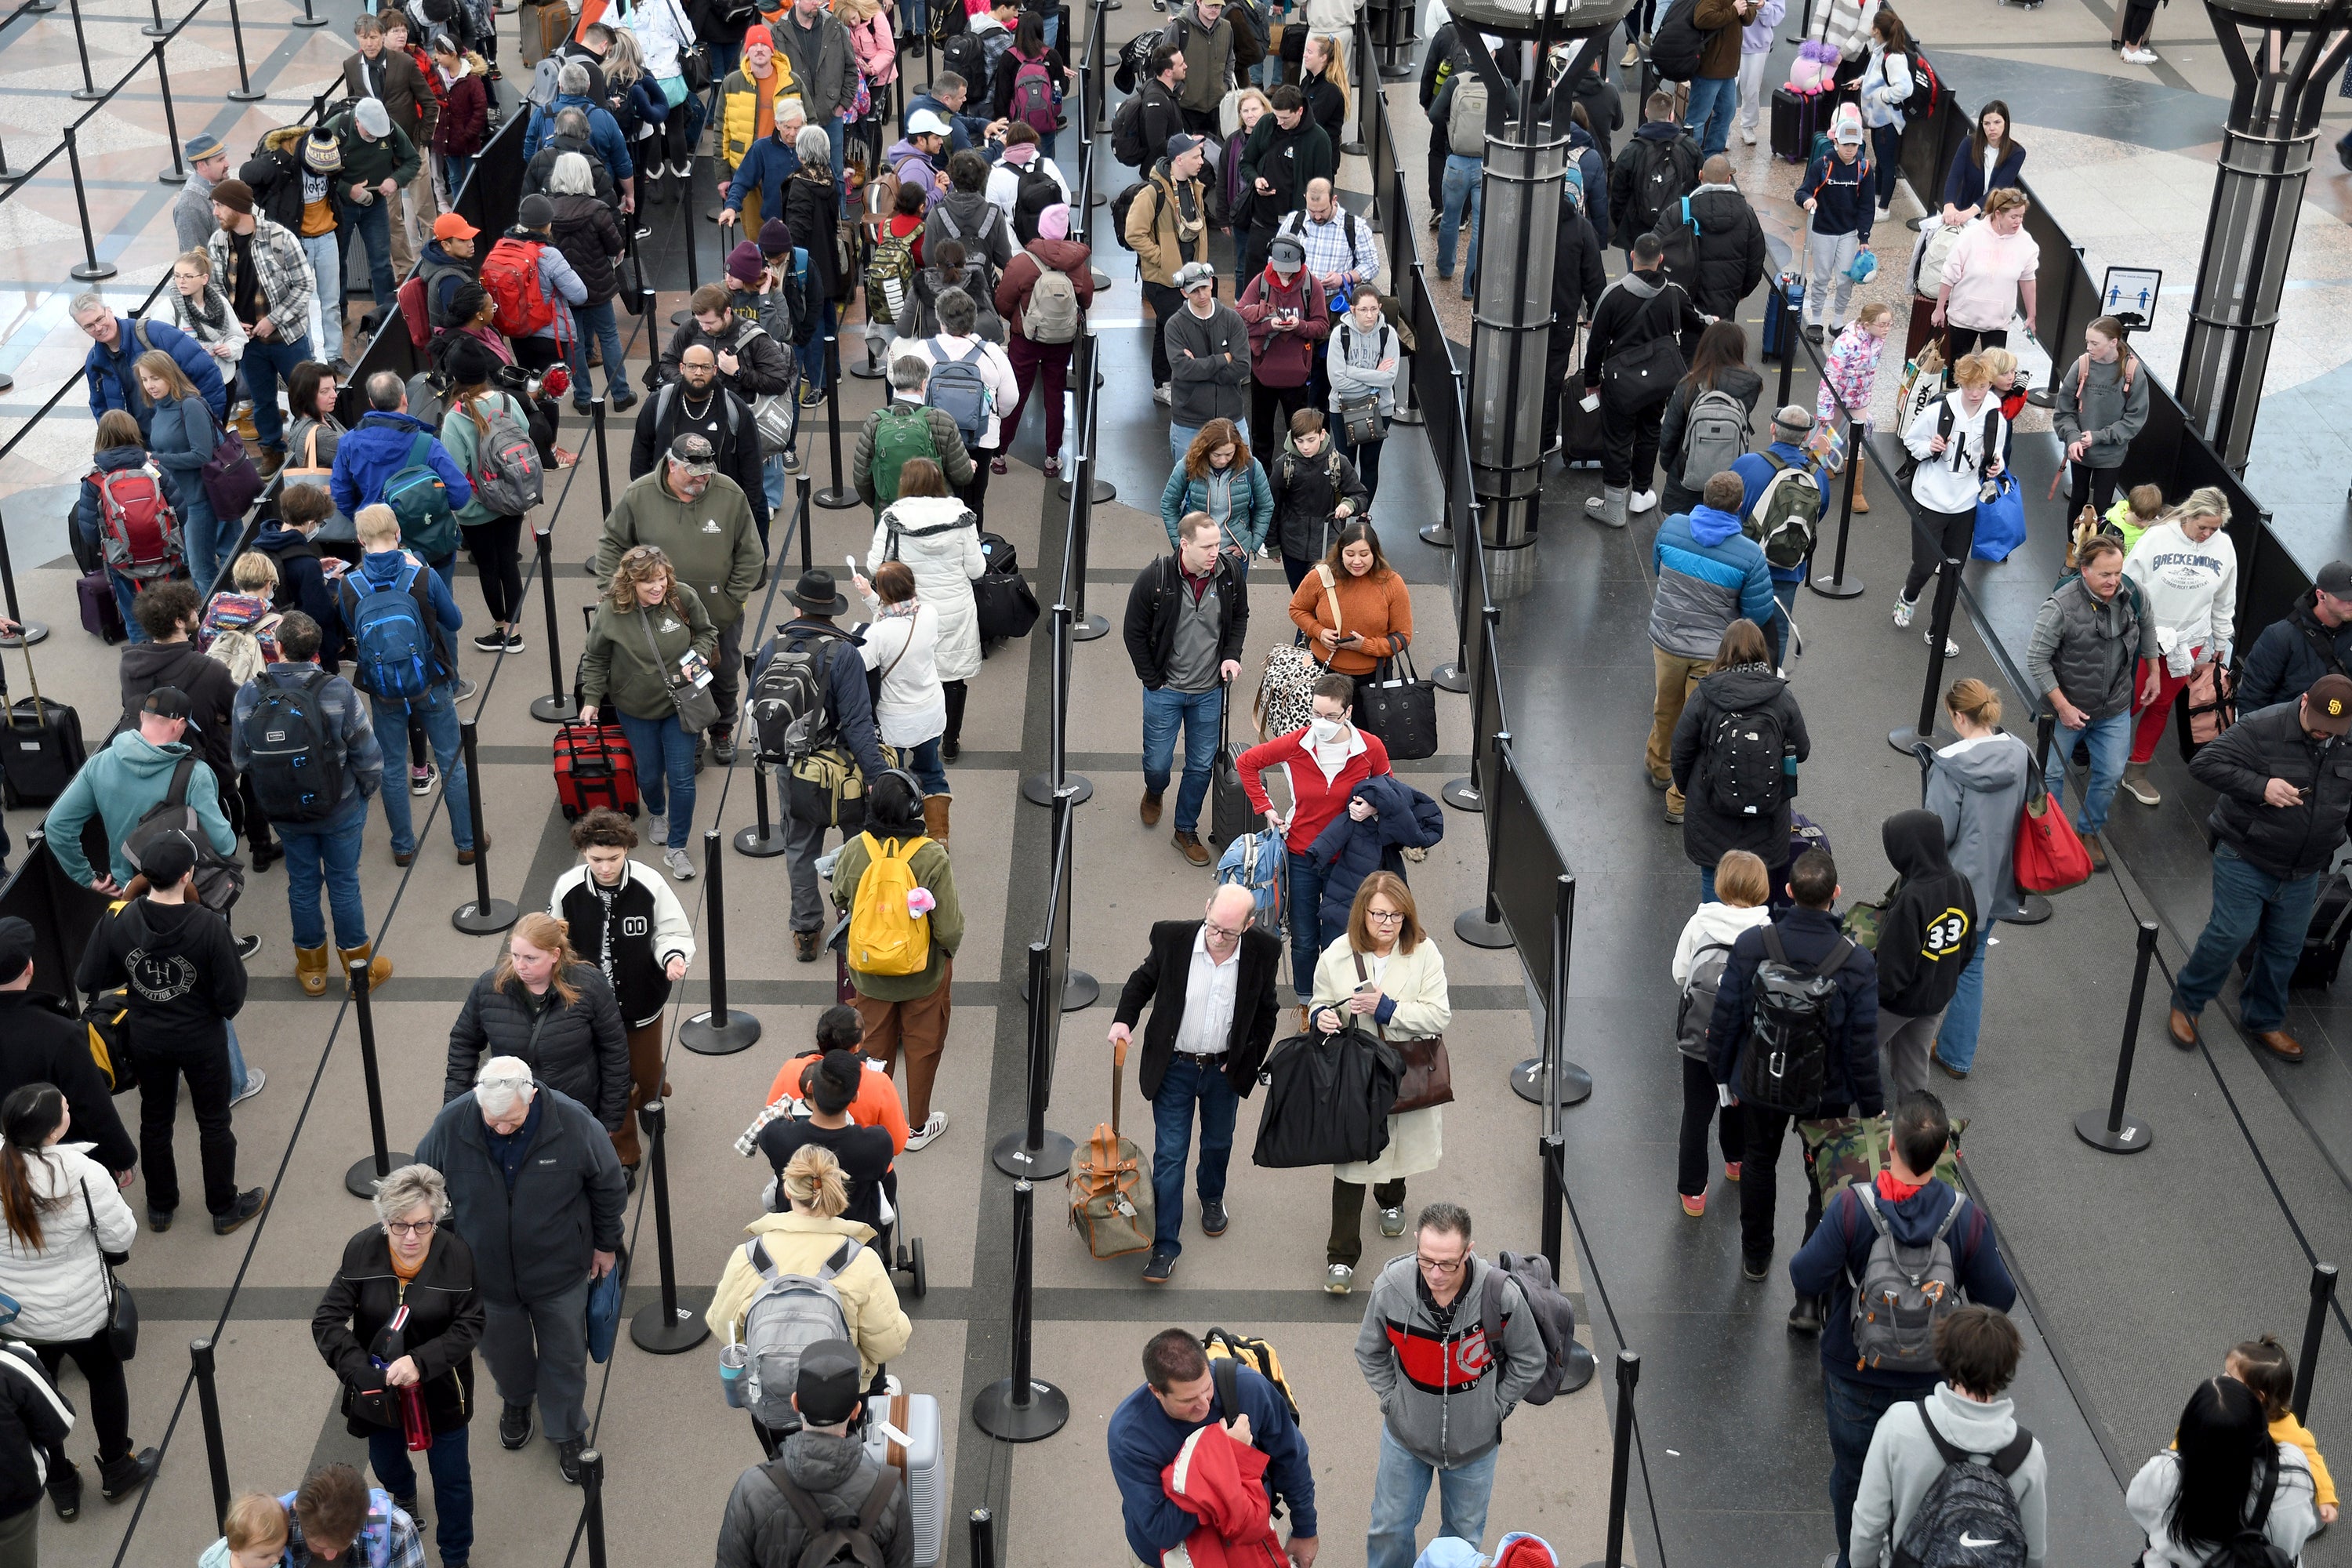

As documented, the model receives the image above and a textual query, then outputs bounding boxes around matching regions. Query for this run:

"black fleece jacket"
[117,641,240,779]
[1875,808,1980,1018]
[0,993,139,1174]
[1669,662,1811,873]
[75,896,247,1058]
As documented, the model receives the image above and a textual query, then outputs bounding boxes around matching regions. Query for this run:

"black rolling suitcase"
[1772,86,1828,164]
[0,644,86,810]
[1209,682,1253,847]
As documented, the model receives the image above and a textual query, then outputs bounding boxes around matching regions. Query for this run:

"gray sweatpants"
[787,809,838,934]
[1805,227,1861,328]
[1878,1007,1946,1098]
[481,1277,593,1443]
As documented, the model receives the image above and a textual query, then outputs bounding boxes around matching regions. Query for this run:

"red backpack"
[480,237,568,349]
[93,466,183,585]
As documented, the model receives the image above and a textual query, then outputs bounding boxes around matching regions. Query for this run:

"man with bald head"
[1109,884,1285,1283]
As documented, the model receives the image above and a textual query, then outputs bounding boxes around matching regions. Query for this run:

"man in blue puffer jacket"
[1646,470,1775,824]
[74,294,227,435]
[328,372,474,570]
[1305,772,1444,944]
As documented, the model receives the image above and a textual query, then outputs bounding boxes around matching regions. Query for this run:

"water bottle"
[1783,744,1799,800]
[720,1341,750,1409]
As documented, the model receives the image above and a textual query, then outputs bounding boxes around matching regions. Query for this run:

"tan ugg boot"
[1850,466,1871,514]
[922,793,951,843]
[295,944,331,998]
[339,942,394,992]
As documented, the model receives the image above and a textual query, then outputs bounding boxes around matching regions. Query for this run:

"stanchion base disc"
[529,693,580,724]
[629,1304,711,1355]
[2074,1110,2153,1153]
[1441,777,1482,812]
[1888,725,1953,755]
[1057,477,1118,504]
[1391,408,1425,426]
[972,1378,1070,1442]
[1454,908,1512,949]
[1560,1340,1597,1395]
[0,372,13,389]
[847,358,886,379]
[815,487,862,510]
[1341,140,1368,156]
[681,1010,764,1055]
[1070,614,1109,642]
[1510,1057,1593,1106]
[158,168,188,184]
[346,1153,415,1199]
[1419,523,1454,548]
[1377,61,1415,78]
[1021,772,1094,806]
[1431,663,1468,695]
[290,12,329,22]
[452,898,521,935]
[0,622,49,649]
[1807,568,1865,600]
[2009,893,2054,927]
[1018,968,1101,1012]
[71,260,118,278]
[990,1128,1076,1179]
[733,825,791,858]
[70,89,110,101]
[226,88,266,101]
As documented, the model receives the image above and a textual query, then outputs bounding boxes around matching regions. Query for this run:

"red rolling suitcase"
[554,722,640,819]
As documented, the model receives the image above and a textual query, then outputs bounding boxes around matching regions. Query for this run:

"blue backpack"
[382,431,461,562]
[341,560,438,705]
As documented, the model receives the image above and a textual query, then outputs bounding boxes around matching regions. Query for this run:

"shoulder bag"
[2012,747,2091,895]
[1357,951,1451,1112]
[199,404,266,521]
[1353,637,1438,761]
[637,605,722,733]
[1335,324,1388,447]
[79,1180,137,1360]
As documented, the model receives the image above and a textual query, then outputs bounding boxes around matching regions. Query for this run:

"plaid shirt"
[281,1492,426,1568]
[1276,207,1380,296]
[207,215,315,347]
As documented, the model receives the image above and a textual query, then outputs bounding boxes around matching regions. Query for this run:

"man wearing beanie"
[501,194,590,376]
[1730,403,1830,669]
[718,98,811,239]
[239,125,351,368]
[655,282,797,503]
[206,177,315,474]
[328,96,423,340]
[0,917,138,1181]
[719,25,803,231]
[995,198,1094,474]
[713,1340,913,1559]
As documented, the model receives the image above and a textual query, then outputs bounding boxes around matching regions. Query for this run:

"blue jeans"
[372,686,474,855]
[798,295,834,391]
[281,802,369,949]
[108,571,146,642]
[2173,844,2323,1034]
[366,1422,474,1566]
[904,735,949,797]
[2044,707,2130,840]
[822,114,848,183]
[444,152,475,201]
[1438,154,1483,285]
[1367,1425,1500,1568]
[300,230,343,363]
[1286,848,1327,1003]
[1685,74,1739,159]
[566,299,631,405]
[616,709,697,848]
[1824,1372,1905,1568]
[763,452,787,516]
[1141,684,1221,835]
[1934,916,1994,1073]
[180,488,224,596]
[339,194,397,310]
[238,333,313,454]
[1150,1054,1239,1257]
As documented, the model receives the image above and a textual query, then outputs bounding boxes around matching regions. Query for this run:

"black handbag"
[1353,640,1438,761]
[1338,392,1385,447]
[80,1182,136,1361]
[1599,290,1686,408]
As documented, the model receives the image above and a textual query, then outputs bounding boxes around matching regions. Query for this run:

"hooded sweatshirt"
[2123,518,2238,666]
[1649,503,1777,660]
[252,521,343,655]
[1849,1385,2049,1568]
[1672,898,1775,988]
[1669,662,1811,872]
[1354,1250,1548,1468]
[329,410,474,521]
[1875,809,1980,1018]
[594,468,764,630]
[1789,1175,2016,1390]
[117,641,240,776]
[1237,267,1328,387]
[1925,730,2031,923]
[74,895,248,1056]
[42,731,236,887]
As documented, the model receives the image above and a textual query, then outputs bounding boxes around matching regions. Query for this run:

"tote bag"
[1353,641,1438,761]
[2013,753,2092,894]
[1970,473,2026,562]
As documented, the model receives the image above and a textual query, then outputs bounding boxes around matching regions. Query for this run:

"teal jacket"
[1159,459,1274,554]
[42,732,235,887]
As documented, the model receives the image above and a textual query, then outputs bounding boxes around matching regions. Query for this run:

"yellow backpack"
[848,833,933,976]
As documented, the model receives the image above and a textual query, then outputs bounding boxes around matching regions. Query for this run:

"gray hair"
[365,370,405,411]
[934,71,965,96]
[888,354,930,392]
[68,290,108,322]
[554,107,591,141]
[548,151,596,198]
[935,287,977,336]
[558,61,591,95]
[778,96,808,125]
[473,1055,538,1118]
[795,125,832,164]
[371,1163,452,1227]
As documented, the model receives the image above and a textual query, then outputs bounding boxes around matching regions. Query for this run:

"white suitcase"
[864,1392,943,1567]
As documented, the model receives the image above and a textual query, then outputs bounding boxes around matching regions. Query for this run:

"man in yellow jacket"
[719,24,802,232]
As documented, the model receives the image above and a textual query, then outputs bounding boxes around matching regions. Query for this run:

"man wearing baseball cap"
[1240,232,1326,452]
[174,133,232,256]
[42,688,237,899]
[2169,672,2352,1062]
[328,95,423,336]
[2240,560,2352,716]
[418,212,480,334]
[206,176,316,474]
[0,916,138,1181]
[1128,133,1222,413]
[1163,258,1250,465]
[714,1340,913,1563]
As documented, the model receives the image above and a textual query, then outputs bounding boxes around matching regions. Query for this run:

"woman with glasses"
[1311,872,1451,1294]
[312,1163,484,1568]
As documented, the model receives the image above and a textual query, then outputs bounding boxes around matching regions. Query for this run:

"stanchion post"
[681,827,762,1053]
[225,0,263,100]
[2075,918,2158,1152]
[592,397,613,517]
[816,336,859,508]
[797,472,815,573]
[1808,416,1866,600]
[1600,1352,1642,1568]
[1888,556,1961,753]
[993,942,1077,1177]
[2007,709,2059,927]
[451,720,520,934]
[154,43,188,183]
[581,1449,610,1568]
[735,763,790,855]
[191,1338,231,1527]
[65,129,116,279]
[342,956,412,1197]
[1511,873,1591,1105]
[0,502,51,648]
[970,1180,1070,1439]
[1021,606,1094,805]
[66,0,100,98]
[643,288,661,380]
[629,1100,711,1352]
[2294,1263,2339,1423]
[969,1510,997,1568]
[292,0,328,25]
[529,528,577,723]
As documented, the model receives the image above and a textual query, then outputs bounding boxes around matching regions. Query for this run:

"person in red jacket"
[1236,670,1393,1018]
[1236,235,1328,478]
[993,202,1094,477]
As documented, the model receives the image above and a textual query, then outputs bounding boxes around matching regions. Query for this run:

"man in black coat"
[0,1341,72,1555]
[1581,232,1709,523]
[2170,674,2352,1063]
[1108,885,1283,1286]
[1123,516,1250,867]
[1540,171,1610,459]
[2238,562,2352,715]
[1649,155,1768,347]
[0,919,137,1179]
[629,344,771,536]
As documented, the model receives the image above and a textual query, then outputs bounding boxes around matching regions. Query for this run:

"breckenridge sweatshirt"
[2122,517,2238,664]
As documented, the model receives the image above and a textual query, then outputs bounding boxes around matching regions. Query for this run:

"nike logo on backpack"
[1958,1535,2002,1549]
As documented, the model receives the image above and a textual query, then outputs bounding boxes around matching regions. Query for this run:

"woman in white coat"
[868,458,986,761]
[629,0,699,185]
[1312,872,1451,1296]
[849,559,954,839]
[0,1084,149,1514]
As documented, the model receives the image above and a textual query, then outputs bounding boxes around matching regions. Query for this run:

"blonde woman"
[705,1143,913,1454]
[445,913,628,1148]
[1897,352,2006,659]
[2120,488,2236,807]
[1313,873,1451,1294]
[1935,187,2039,364]
[578,546,717,878]
[134,349,227,587]
[165,250,249,368]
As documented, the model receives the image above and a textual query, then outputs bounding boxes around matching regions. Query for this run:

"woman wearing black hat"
[578,544,719,881]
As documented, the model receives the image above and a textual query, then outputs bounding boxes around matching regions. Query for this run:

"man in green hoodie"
[595,434,766,764]
[43,688,236,895]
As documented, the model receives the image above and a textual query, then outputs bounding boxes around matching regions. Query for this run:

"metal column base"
[2073,1110,2153,1153]
[680,1009,763,1054]
[1021,772,1094,806]
[1559,1341,1596,1395]
[1070,614,1109,641]
[815,485,862,510]
[630,1303,710,1354]
[971,1379,1069,1441]
[1430,662,1468,694]
[346,1152,415,1199]
[0,622,48,648]
[1807,564,1865,599]
[1442,776,1482,811]
[452,898,521,935]
[2007,894,2053,926]
[1058,475,1116,504]
[990,1130,1076,1179]
[734,822,790,857]
[1391,405,1425,426]
[529,692,579,723]
[1418,522,1454,548]
[1019,968,1100,1012]
[1888,724,1953,754]
[1454,906,1511,948]
[1509,1057,1592,1106]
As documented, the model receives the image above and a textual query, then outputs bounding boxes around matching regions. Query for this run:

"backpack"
[93,466,184,584]
[479,236,563,345]
[866,404,941,507]
[737,1233,858,1432]
[922,337,992,445]
[1702,702,1785,818]
[1650,191,1702,283]
[463,396,546,515]
[1628,135,1697,234]
[1674,940,1734,1062]
[1849,1185,1966,1374]
[200,593,282,686]
[123,757,245,913]
[1896,47,1940,124]
[750,626,848,763]
[340,558,439,704]
[1446,74,1490,154]
[764,1465,898,1568]
[1009,51,1058,139]
[1021,258,1080,343]
[1110,92,1152,168]
[865,226,917,327]
[1736,925,1852,1113]
[1109,181,1150,251]
[238,665,347,822]
[1203,1327,1299,1424]
[527,54,564,111]
[1011,163,1065,243]
[381,433,462,561]
[1676,386,1751,489]
[1888,1396,2034,1568]
[846,832,932,976]
[1475,1250,1581,1405]
[2185,1460,2298,1568]
[1746,450,1825,571]
[942,33,986,93]
[1648,0,1707,80]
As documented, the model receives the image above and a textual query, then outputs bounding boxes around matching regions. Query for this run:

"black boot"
[46,1458,81,1521]
[392,1492,425,1536]
[98,1448,158,1503]
[249,837,281,873]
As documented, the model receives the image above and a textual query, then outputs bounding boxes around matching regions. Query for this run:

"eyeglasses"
[385,1220,437,1237]
[1203,919,1247,941]
[75,316,111,338]
[1416,1254,1465,1275]
[1364,909,1406,925]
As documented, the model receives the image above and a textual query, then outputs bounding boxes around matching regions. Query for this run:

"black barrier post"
[581,1449,609,1568]
[2075,918,2158,1152]
[993,942,1078,1177]
[1888,555,1961,753]
[1067,451,1108,641]
[451,720,521,934]
[192,1337,231,1527]
[735,762,790,855]
[0,502,50,648]
[1808,421,1865,600]
[529,528,578,722]
[971,1180,1070,1440]
[643,288,661,382]
[342,956,413,1197]
[65,130,116,279]
[154,44,188,183]
[1021,606,1094,805]
[797,472,815,573]
[629,1100,711,1352]
[816,336,859,509]
[225,0,263,100]
[681,827,763,1053]
[680,201,702,313]
[970,1510,996,1568]
[1512,873,1593,1106]
[592,396,613,518]
[2007,710,2060,927]
[2294,1264,2339,1422]
[1596,1352,1642,1568]
[1056,336,1116,506]
[66,0,100,98]
[292,0,327,25]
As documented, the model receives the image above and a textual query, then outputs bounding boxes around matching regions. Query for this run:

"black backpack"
[1735,926,1851,1113]
[1648,0,1708,81]
[750,626,848,765]
[1888,1400,2034,1568]
[238,666,347,823]
[1109,182,1151,252]
[122,755,246,913]
[942,34,987,96]
[1702,703,1786,818]
[1627,134,1698,234]
[1111,93,1151,168]
[1012,164,1064,242]
[764,1464,898,1568]
[2190,1455,2299,1568]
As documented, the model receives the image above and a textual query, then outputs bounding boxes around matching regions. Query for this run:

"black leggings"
[942,679,967,748]
[1941,325,2008,364]
[2067,463,2122,519]
[1677,1054,1744,1198]
[466,514,526,627]
[1902,504,1976,604]
[2122,0,2158,43]
[34,1334,131,1465]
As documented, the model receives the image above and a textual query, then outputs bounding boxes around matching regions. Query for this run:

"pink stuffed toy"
[1788,39,1839,92]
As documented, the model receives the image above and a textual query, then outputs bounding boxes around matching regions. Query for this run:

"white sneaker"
[1740,126,1757,146]
[1892,596,1916,629]
[906,1112,949,1152]
[663,846,695,881]
[1628,489,1657,514]
[229,1068,267,1109]
[646,812,667,847]
[1152,383,1171,406]
[1325,1263,1354,1294]
[1926,630,1958,657]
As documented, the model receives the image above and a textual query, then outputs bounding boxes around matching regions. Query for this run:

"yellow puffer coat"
[703,1211,913,1385]
[720,62,804,169]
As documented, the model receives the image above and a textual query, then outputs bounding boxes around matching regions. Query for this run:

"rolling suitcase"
[553,721,640,819]
[1209,682,1253,846]
[862,1392,944,1567]
[0,644,86,810]
[78,572,125,644]
[1771,86,1826,164]
[971,532,1040,644]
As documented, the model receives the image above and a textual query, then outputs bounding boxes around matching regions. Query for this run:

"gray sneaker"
[2122,763,2162,807]
[663,846,696,881]
[229,1068,266,1109]
[646,813,667,847]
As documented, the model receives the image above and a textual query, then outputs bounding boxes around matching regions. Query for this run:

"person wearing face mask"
[2168,674,2352,1065]
[2118,490,2236,810]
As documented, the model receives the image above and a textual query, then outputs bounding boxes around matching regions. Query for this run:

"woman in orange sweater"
[1287,521,1414,677]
